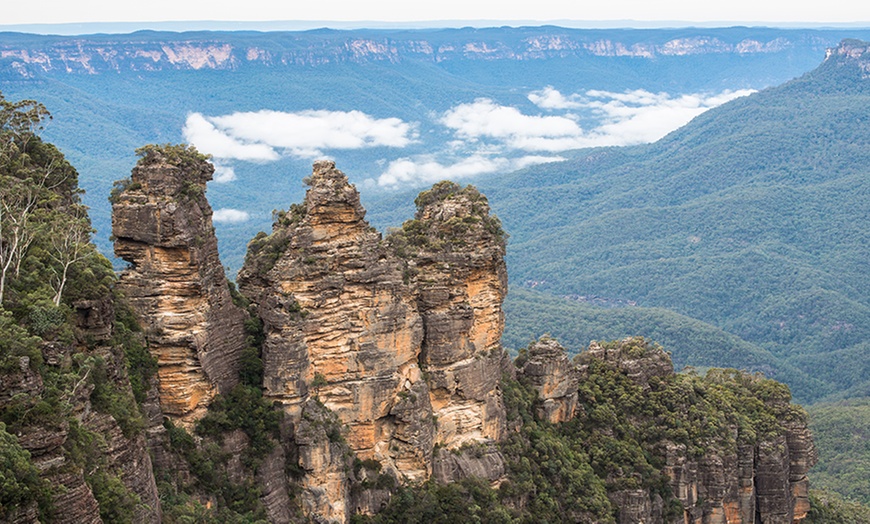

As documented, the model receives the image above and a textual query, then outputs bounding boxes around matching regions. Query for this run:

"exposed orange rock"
[516,337,578,424]
[238,161,435,504]
[397,181,509,449]
[237,166,514,521]
[112,145,247,427]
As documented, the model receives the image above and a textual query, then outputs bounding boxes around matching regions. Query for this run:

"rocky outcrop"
[239,161,434,483]
[396,181,508,450]
[516,337,578,423]
[431,443,506,485]
[113,145,247,426]
[95,155,816,524]
[575,337,674,385]
[293,399,354,523]
[238,162,442,521]
[2,304,162,524]
[568,337,816,524]
[235,165,512,521]
[825,38,870,76]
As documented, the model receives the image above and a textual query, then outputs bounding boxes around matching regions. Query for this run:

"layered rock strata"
[238,165,512,521]
[390,181,508,450]
[2,303,162,524]
[113,146,247,426]
[238,162,439,520]
[100,156,817,524]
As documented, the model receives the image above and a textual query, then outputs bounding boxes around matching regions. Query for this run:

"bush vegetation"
[358,338,810,523]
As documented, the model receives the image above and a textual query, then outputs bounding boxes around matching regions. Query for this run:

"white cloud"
[182,113,279,161]
[375,153,563,187]
[528,86,584,109]
[184,109,417,161]
[439,88,755,154]
[184,87,752,190]
[212,208,250,223]
[212,164,237,183]
[582,88,756,145]
[441,99,582,143]
[513,154,566,169]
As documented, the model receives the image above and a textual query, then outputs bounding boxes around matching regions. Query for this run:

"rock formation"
[112,145,247,426]
[236,165,512,521]
[397,181,508,449]
[0,297,161,524]
[95,156,817,524]
[238,161,438,521]
[516,336,817,524]
[515,337,578,423]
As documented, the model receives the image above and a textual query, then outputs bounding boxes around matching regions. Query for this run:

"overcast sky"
[2,0,869,27]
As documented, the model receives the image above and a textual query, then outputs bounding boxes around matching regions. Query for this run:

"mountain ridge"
[445,39,870,404]
[2,26,867,75]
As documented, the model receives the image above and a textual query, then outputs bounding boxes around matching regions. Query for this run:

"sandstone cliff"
[113,145,247,426]
[517,336,817,524]
[0,29,842,77]
[236,165,512,521]
[238,161,436,521]
[0,300,162,524]
[515,336,578,424]
[91,156,819,524]
[392,181,508,450]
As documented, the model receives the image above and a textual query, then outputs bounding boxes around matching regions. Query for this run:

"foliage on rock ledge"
[241,205,307,279]
[386,180,507,258]
[358,337,809,523]
[0,92,153,521]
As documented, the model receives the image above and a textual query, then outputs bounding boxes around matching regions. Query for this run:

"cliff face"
[112,146,247,426]
[825,38,870,75]
[100,156,820,524]
[238,161,436,521]
[517,337,817,524]
[237,165,511,521]
[515,337,578,424]
[238,160,433,473]
[396,182,508,449]
[0,29,843,77]
[1,301,161,524]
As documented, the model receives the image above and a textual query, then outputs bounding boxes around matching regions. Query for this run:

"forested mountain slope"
[462,39,870,404]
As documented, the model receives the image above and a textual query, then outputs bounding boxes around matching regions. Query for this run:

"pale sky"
[2,0,869,27]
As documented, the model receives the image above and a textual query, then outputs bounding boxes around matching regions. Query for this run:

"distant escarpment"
[0,28,848,76]
[99,154,819,523]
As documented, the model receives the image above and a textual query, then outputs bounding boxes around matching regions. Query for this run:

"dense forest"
[464,42,870,406]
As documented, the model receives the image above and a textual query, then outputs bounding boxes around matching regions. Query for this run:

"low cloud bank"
[375,154,564,188]
[182,87,753,189]
[183,109,417,161]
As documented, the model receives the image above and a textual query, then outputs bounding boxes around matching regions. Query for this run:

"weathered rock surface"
[398,181,508,450]
[293,399,354,524]
[234,166,513,521]
[82,156,816,524]
[239,161,434,485]
[516,337,578,423]
[113,146,247,426]
[575,337,674,385]
[431,443,506,485]
[81,345,162,523]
